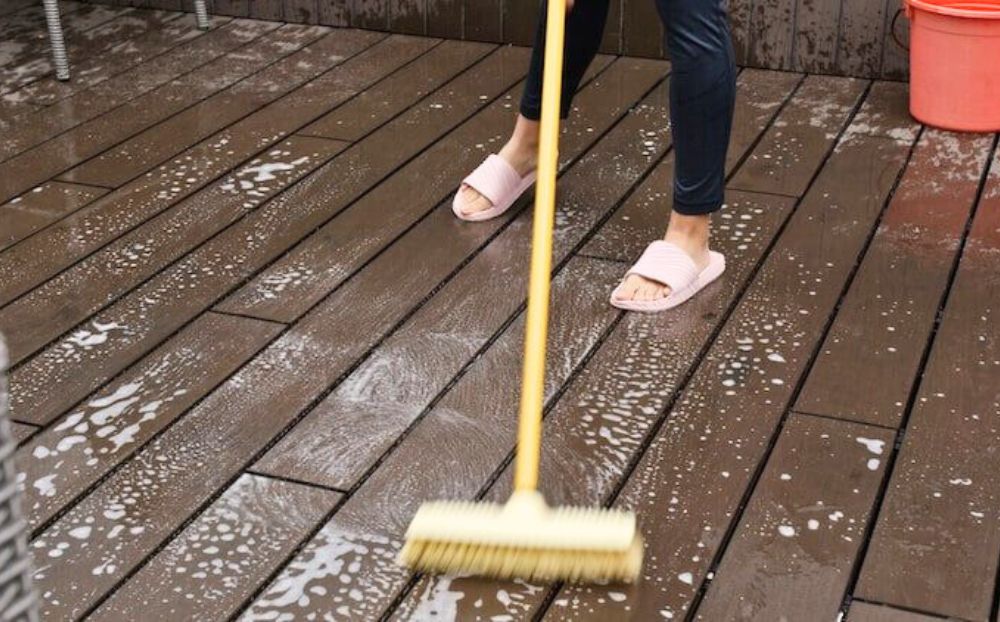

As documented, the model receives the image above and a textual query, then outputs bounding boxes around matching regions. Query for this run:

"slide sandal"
[452,154,536,222]
[610,240,726,313]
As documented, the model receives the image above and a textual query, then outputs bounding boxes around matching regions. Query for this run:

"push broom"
[398,0,644,583]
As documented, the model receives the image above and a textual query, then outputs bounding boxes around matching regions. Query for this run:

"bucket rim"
[906,0,1000,18]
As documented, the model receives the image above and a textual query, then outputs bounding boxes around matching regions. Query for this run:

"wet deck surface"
[2,5,999,621]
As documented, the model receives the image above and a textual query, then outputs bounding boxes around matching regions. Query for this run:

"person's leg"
[455,0,610,216]
[616,0,736,302]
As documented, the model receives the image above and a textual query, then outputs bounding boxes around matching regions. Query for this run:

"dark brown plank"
[7,46,531,427]
[599,0,623,54]
[300,39,495,141]
[60,24,344,188]
[849,602,944,622]
[243,258,624,621]
[286,0,320,22]
[0,19,288,205]
[583,68,802,261]
[797,130,994,428]
[729,0,752,65]
[729,75,867,197]
[748,0,795,69]
[880,0,909,81]
[90,475,340,621]
[249,0,284,20]
[390,189,799,622]
[0,30,383,314]
[317,0,351,25]
[695,414,893,620]
[532,132,913,621]
[10,421,36,444]
[17,312,281,528]
[836,0,889,78]
[1,46,485,369]
[354,0,390,29]
[0,182,108,252]
[215,52,614,323]
[502,0,537,46]
[856,149,1000,621]
[465,0,501,41]
[0,17,256,162]
[248,61,668,489]
[843,80,918,142]
[793,0,841,73]
[0,0,43,18]
[0,3,126,94]
[426,0,464,39]
[213,0,249,16]
[390,0,425,34]
[623,0,662,58]
[2,11,213,109]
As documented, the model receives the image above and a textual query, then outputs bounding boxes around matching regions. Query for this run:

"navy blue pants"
[520,0,736,215]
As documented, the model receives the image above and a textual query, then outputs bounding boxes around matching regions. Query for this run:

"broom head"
[399,490,644,583]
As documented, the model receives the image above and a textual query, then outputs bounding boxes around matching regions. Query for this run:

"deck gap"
[209,309,290,326]
[850,596,973,621]
[792,408,899,432]
[244,469,350,494]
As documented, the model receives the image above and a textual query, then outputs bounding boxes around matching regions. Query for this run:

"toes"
[615,275,672,302]
[456,185,493,216]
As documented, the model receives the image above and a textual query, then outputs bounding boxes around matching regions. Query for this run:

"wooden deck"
[2,5,999,621]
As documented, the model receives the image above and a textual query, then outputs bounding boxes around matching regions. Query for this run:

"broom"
[398,0,644,583]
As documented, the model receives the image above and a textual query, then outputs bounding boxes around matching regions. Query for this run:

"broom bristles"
[398,492,644,583]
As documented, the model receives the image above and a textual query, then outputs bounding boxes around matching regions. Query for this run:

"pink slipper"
[610,241,726,313]
[452,154,536,222]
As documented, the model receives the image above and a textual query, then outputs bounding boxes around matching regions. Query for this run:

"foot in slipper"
[454,148,536,221]
[611,240,726,313]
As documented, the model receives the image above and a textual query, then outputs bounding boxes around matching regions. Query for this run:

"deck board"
[1,8,998,620]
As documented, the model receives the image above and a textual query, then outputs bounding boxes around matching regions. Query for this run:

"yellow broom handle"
[514,0,565,493]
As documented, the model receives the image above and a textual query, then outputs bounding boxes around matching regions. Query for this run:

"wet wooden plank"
[17,312,281,528]
[748,0,796,69]
[855,151,1000,621]
[502,0,537,47]
[249,0,284,20]
[390,0,425,34]
[623,0,662,58]
[695,414,893,620]
[212,0,249,16]
[2,49,478,368]
[248,62,668,488]
[300,39,494,141]
[426,0,464,39]
[242,258,623,621]
[880,0,909,81]
[797,131,994,428]
[0,30,383,313]
[2,11,211,110]
[0,19,288,205]
[836,0,889,78]
[848,602,944,622]
[90,474,339,621]
[729,75,867,198]
[793,0,841,74]
[843,81,918,142]
[0,3,126,95]
[465,0,501,42]
[317,0,351,25]
[390,189,799,622]
[214,54,633,323]
[518,133,912,622]
[7,46,531,428]
[0,0,42,18]
[583,68,802,262]
[354,0,390,29]
[0,17,254,162]
[0,182,108,252]
[60,24,346,189]
[10,421,37,444]
[285,0,320,22]
[729,0,753,65]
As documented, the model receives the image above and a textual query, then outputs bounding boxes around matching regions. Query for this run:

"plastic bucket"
[903,0,1000,131]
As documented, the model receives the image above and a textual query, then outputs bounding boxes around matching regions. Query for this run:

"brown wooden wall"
[86,0,911,80]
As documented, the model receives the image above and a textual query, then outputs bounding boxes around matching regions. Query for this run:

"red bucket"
[903,0,1000,131]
